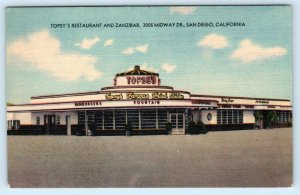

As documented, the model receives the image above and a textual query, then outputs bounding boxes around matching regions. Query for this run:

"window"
[207,113,212,121]
[7,120,13,130]
[141,109,156,129]
[277,111,292,123]
[78,111,86,125]
[104,110,114,129]
[95,111,103,130]
[115,110,126,129]
[127,110,139,129]
[36,116,40,125]
[56,116,61,125]
[217,110,222,124]
[239,111,243,123]
[228,110,233,124]
[76,109,188,130]
[217,110,243,124]
[158,109,168,129]
[9,120,20,130]
[222,110,228,124]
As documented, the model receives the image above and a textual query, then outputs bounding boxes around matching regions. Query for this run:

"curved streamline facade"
[7,65,292,135]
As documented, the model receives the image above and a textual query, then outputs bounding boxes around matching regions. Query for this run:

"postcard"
[6,6,292,187]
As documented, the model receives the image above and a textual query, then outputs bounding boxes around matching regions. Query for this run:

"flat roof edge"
[191,94,290,101]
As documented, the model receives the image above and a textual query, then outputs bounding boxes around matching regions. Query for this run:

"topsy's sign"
[126,76,160,85]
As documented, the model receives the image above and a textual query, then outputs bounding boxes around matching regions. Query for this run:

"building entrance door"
[66,116,71,135]
[170,113,185,135]
[44,115,55,134]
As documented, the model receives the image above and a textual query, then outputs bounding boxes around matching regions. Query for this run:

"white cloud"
[170,7,197,15]
[122,47,135,55]
[7,30,102,81]
[198,33,229,49]
[135,44,148,53]
[140,63,158,72]
[122,44,149,55]
[230,39,287,63]
[161,63,176,73]
[76,36,100,49]
[104,39,114,47]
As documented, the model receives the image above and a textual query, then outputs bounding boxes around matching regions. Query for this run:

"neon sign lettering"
[221,97,234,103]
[255,100,269,104]
[74,101,101,106]
[126,76,157,85]
[105,93,123,100]
[126,92,150,99]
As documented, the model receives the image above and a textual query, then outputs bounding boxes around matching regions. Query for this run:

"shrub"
[125,122,132,136]
[188,121,207,134]
[166,122,172,134]
[196,122,207,134]
[187,121,195,134]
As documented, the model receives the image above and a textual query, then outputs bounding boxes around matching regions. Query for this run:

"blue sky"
[6,6,292,103]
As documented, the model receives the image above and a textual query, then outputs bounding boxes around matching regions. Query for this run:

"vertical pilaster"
[113,110,115,130]
[102,111,104,130]
[85,111,88,135]
[156,108,158,129]
[139,109,141,130]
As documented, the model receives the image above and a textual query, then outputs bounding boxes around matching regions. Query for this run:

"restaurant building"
[7,65,292,135]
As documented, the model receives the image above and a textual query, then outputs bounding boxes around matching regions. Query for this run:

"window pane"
[115,110,126,129]
[95,111,103,130]
[127,109,139,129]
[141,109,156,129]
[104,110,114,129]
[217,110,222,124]
[158,109,168,128]
[36,116,40,125]
[233,110,238,124]
[228,110,233,124]
[56,116,60,125]
[178,114,184,128]
[78,111,86,125]
[170,115,176,128]
[222,110,228,124]
[238,110,243,123]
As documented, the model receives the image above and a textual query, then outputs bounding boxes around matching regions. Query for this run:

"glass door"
[169,113,185,134]
[170,114,177,129]
[177,114,184,129]
[44,115,55,134]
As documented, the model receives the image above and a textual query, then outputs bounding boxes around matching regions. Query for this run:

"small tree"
[266,111,278,128]
[253,111,264,129]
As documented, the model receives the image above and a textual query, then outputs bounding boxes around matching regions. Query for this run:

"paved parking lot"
[8,128,292,187]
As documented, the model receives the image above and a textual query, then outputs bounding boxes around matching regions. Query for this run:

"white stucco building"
[7,65,292,135]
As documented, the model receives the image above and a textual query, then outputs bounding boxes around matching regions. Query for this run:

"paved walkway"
[8,128,292,187]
